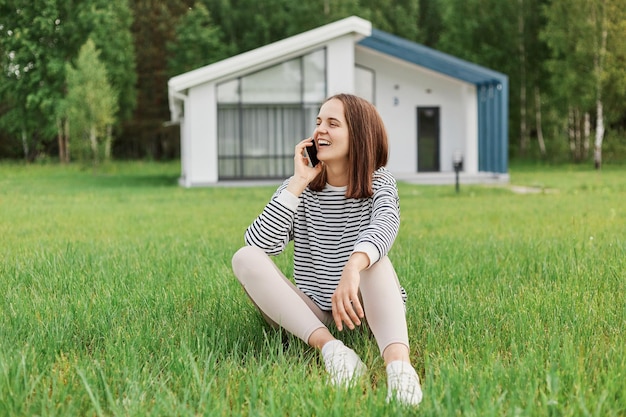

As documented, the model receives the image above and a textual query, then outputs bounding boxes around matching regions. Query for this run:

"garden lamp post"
[453,151,463,193]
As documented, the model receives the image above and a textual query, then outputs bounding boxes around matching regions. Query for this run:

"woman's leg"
[232,245,367,385]
[231,245,331,343]
[359,256,423,405]
[359,256,411,361]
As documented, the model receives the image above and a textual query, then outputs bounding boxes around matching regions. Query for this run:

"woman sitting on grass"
[232,93,422,406]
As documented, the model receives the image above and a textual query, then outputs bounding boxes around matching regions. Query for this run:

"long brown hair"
[308,94,389,198]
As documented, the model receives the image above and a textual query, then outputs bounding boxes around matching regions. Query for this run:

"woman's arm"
[244,181,296,255]
[244,138,323,255]
[332,170,401,331]
[353,171,401,266]
[331,251,369,331]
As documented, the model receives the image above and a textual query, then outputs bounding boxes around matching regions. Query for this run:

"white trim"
[168,16,371,93]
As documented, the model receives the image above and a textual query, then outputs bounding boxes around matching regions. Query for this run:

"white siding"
[355,47,479,175]
[186,82,218,185]
[327,35,357,95]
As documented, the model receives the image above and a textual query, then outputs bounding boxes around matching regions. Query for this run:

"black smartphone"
[304,141,319,167]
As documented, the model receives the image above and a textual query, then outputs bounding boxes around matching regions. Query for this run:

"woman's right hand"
[286,138,323,196]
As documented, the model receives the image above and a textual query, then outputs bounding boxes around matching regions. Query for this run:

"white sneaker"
[322,340,367,386]
[386,361,423,406]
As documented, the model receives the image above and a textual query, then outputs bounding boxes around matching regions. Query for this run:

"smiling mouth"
[318,139,331,147]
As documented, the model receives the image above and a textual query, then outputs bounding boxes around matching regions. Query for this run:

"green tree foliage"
[0,0,69,160]
[437,0,529,153]
[1,0,625,162]
[166,2,230,77]
[541,0,626,163]
[518,0,551,157]
[597,0,626,136]
[358,0,420,41]
[199,0,316,54]
[418,0,443,47]
[437,0,518,69]
[76,0,136,123]
[65,38,118,164]
[124,0,193,159]
[0,0,135,161]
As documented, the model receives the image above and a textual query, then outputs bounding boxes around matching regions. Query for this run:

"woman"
[232,94,422,406]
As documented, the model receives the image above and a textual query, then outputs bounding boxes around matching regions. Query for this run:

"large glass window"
[217,49,326,179]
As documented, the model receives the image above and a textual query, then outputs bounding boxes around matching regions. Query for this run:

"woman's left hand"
[331,253,369,331]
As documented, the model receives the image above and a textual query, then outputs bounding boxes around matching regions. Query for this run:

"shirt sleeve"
[353,169,400,266]
[353,241,381,267]
[244,179,299,255]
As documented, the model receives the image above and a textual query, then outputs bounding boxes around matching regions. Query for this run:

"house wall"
[355,47,479,175]
[181,34,484,186]
[326,35,357,95]
[184,82,218,185]
[183,35,361,186]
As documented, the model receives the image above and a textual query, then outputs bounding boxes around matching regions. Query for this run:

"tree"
[358,0,420,42]
[167,2,229,77]
[125,0,193,159]
[60,0,136,162]
[65,38,118,164]
[592,0,626,168]
[437,0,520,156]
[0,0,136,162]
[0,0,71,160]
[517,0,550,157]
[542,0,626,165]
[418,0,443,47]
[76,0,136,123]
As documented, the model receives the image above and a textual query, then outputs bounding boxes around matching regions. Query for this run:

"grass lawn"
[0,161,624,416]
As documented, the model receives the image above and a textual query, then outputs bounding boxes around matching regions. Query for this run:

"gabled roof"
[168,16,372,93]
[358,29,507,86]
[168,15,508,125]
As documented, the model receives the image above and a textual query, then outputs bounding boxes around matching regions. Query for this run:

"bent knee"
[232,245,266,277]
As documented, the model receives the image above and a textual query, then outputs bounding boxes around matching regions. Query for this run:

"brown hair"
[308,94,389,199]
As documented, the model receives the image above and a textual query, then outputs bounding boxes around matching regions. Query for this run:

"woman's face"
[314,98,350,166]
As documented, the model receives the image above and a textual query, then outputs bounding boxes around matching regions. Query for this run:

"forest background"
[1,0,625,167]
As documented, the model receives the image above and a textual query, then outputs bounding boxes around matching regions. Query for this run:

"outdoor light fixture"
[453,151,463,193]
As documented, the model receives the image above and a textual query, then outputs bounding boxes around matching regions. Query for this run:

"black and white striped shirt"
[244,167,405,311]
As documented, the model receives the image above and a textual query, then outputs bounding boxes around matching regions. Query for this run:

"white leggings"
[231,245,410,355]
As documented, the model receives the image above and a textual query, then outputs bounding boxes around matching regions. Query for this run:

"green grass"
[1,161,624,416]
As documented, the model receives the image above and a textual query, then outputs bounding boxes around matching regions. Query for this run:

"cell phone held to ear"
[304,142,319,167]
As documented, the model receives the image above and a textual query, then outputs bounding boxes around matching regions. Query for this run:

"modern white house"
[168,16,509,187]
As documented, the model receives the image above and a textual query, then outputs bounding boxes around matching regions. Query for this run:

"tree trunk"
[534,86,546,156]
[595,100,604,169]
[593,2,608,170]
[21,129,29,161]
[104,124,112,161]
[64,119,70,163]
[568,107,575,157]
[518,0,528,155]
[89,125,98,165]
[575,108,582,162]
[569,107,583,161]
[583,112,590,160]
[56,117,71,163]
[57,118,66,163]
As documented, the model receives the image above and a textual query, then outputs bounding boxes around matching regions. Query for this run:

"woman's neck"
[324,162,349,187]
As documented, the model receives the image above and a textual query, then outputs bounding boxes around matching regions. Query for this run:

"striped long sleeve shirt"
[244,167,406,311]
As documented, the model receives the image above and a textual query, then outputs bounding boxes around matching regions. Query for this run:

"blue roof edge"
[359,28,509,174]
[358,29,508,86]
